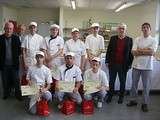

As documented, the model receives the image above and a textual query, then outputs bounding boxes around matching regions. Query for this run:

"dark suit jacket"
[0,34,21,69]
[105,35,133,70]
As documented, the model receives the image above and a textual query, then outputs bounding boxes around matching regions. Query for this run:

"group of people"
[0,21,158,115]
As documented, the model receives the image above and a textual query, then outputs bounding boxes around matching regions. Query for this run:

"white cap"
[29,22,37,27]
[65,52,75,57]
[118,23,127,29]
[50,24,60,29]
[92,57,101,62]
[71,28,79,32]
[35,51,44,57]
[91,23,100,27]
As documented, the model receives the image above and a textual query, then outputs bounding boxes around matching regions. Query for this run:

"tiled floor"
[0,94,160,120]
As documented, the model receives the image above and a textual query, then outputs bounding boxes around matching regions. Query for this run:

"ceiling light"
[115,2,137,12]
[71,0,76,10]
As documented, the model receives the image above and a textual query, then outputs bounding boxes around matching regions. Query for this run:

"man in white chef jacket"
[21,22,44,72]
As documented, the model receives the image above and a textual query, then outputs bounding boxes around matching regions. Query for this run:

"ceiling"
[0,0,150,10]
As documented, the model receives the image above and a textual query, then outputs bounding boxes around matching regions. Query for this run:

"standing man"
[64,28,86,72]
[127,23,158,112]
[16,24,27,43]
[105,23,133,104]
[85,23,105,68]
[0,22,22,100]
[21,22,44,72]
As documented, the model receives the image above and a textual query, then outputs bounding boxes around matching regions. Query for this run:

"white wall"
[17,8,59,26]
[63,0,156,38]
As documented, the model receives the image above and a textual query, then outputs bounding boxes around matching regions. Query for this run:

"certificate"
[59,81,75,92]
[155,46,160,61]
[21,84,39,96]
[84,80,101,94]
[51,65,59,77]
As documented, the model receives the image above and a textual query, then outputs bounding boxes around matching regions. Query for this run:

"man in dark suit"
[105,23,133,104]
[0,22,22,100]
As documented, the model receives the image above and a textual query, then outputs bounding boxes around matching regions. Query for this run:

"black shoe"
[118,96,123,104]
[2,96,8,100]
[127,100,138,107]
[16,96,23,101]
[141,104,148,112]
[106,96,112,103]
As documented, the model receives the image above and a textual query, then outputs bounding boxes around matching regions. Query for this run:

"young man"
[26,51,52,114]
[105,23,133,104]
[127,23,158,112]
[54,52,82,109]
[83,57,109,108]
[85,23,105,68]
[64,28,86,72]
[21,22,44,72]
[41,24,64,78]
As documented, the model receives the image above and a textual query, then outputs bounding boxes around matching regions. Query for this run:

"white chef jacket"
[132,35,158,70]
[64,39,86,66]
[21,33,44,66]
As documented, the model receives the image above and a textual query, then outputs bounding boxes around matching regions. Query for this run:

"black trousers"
[108,64,127,97]
[1,66,21,98]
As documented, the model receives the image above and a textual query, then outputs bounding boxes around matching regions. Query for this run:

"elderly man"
[127,23,158,112]
[0,22,22,100]
[54,52,82,109]
[85,23,105,68]
[21,22,44,72]
[105,23,133,104]
[64,28,86,72]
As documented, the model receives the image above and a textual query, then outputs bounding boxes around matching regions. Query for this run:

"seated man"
[26,51,52,114]
[83,57,109,108]
[54,52,82,109]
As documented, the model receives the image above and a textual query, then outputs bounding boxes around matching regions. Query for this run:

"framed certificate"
[84,80,101,94]
[59,81,75,92]
[21,84,39,96]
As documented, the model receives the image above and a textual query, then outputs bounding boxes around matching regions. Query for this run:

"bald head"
[4,22,14,37]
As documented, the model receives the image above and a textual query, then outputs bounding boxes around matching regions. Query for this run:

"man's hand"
[73,87,79,93]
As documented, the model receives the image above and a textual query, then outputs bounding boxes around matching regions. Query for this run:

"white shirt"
[55,64,82,82]
[85,34,104,56]
[21,33,44,57]
[132,35,158,70]
[84,68,109,87]
[64,39,86,66]
[26,65,52,86]
[41,36,64,66]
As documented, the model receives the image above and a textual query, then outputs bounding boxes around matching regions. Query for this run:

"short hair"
[118,23,127,29]
[142,22,151,29]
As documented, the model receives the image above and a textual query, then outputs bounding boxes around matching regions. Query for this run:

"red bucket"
[61,100,76,115]
[37,100,50,116]
[82,99,94,115]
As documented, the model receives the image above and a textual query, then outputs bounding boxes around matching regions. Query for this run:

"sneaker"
[141,104,148,112]
[106,95,112,104]
[57,104,63,109]
[126,100,138,107]
[97,102,103,108]
[118,96,124,104]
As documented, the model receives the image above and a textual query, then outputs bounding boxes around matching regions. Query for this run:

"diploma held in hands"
[84,80,100,94]
[21,84,39,96]
[59,81,75,92]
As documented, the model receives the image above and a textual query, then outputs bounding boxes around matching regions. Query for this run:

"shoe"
[2,96,8,100]
[58,104,63,109]
[106,96,112,104]
[16,96,23,101]
[97,102,103,108]
[118,96,123,104]
[126,101,138,107]
[141,104,148,112]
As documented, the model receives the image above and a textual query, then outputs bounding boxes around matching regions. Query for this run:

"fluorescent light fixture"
[115,2,137,12]
[71,0,76,10]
